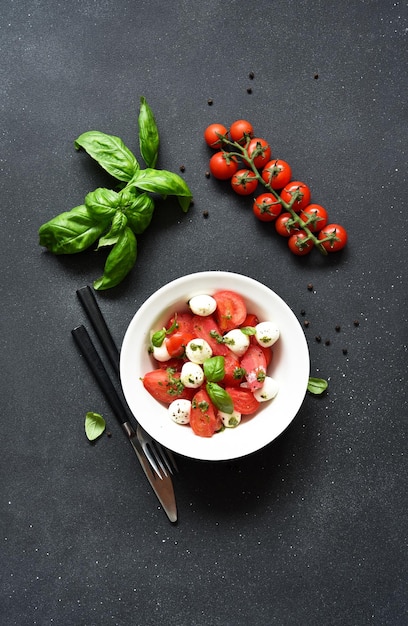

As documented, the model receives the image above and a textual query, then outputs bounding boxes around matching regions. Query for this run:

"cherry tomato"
[229,119,254,144]
[288,232,314,256]
[261,159,292,190]
[213,290,247,333]
[209,151,239,180]
[300,204,328,232]
[225,387,260,415]
[204,123,228,149]
[231,169,258,195]
[190,389,220,437]
[247,138,272,170]
[318,224,348,252]
[165,331,195,358]
[253,193,282,222]
[280,181,311,213]
[275,212,300,237]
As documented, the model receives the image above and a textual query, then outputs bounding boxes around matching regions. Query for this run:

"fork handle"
[76,286,120,375]
[72,325,128,426]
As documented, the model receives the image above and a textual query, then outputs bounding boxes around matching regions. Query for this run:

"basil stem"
[138,96,159,168]
[75,131,140,182]
[307,377,328,395]
[93,227,137,290]
[38,205,110,254]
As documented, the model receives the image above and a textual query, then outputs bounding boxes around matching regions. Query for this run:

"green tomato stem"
[228,139,328,255]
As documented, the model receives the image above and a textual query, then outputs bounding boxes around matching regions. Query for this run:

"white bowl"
[120,271,310,461]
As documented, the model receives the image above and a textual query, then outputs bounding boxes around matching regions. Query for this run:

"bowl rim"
[120,271,310,461]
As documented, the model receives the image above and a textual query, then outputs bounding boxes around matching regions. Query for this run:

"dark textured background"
[1,1,407,625]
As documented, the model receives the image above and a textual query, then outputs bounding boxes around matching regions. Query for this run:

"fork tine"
[137,426,177,477]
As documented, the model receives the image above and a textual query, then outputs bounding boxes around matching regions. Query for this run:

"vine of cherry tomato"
[204,120,348,255]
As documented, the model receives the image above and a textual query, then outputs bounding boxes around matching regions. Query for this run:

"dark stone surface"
[1,1,407,624]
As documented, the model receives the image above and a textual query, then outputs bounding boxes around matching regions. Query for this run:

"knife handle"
[72,325,128,426]
[76,286,120,375]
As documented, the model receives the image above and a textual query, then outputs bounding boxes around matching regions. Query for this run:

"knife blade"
[71,324,177,523]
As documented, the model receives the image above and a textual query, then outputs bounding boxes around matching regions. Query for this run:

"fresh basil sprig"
[38,97,192,290]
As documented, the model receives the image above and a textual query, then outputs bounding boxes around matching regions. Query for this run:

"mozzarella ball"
[223,328,250,357]
[218,409,242,428]
[253,376,279,402]
[185,338,213,364]
[168,399,192,424]
[189,294,217,316]
[151,342,171,362]
[254,321,280,347]
[180,361,204,388]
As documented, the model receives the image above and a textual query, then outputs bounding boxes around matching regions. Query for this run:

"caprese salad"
[142,290,280,437]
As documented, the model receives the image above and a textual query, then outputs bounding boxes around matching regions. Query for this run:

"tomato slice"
[166,311,195,334]
[240,344,267,391]
[241,312,259,328]
[226,387,260,415]
[143,368,194,404]
[190,389,220,437]
[213,290,247,333]
[191,315,229,356]
[223,353,245,387]
[260,345,273,368]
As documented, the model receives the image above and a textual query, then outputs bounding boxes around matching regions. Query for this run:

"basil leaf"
[97,212,128,248]
[307,377,328,395]
[138,96,159,168]
[75,131,140,182]
[39,205,109,254]
[206,382,233,414]
[240,326,256,336]
[151,329,166,347]
[130,168,192,212]
[93,226,137,290]
[203,356,225,383]
[122,190,155,234]
[85,187,120,219]
[85,411,106,441]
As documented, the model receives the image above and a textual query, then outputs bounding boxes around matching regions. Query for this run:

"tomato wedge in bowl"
[120,271,310,462]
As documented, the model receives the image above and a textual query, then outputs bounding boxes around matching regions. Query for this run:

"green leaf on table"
[85,412,106,441]
[85,187,120,220]
[97,211,128,248]
[307,377,328,395]
[93,226,137,290]
[121,189,155,234]
[138,96,160,168]
[38,205,110,254]
[75,131,140,182]
[129,168,192,212]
